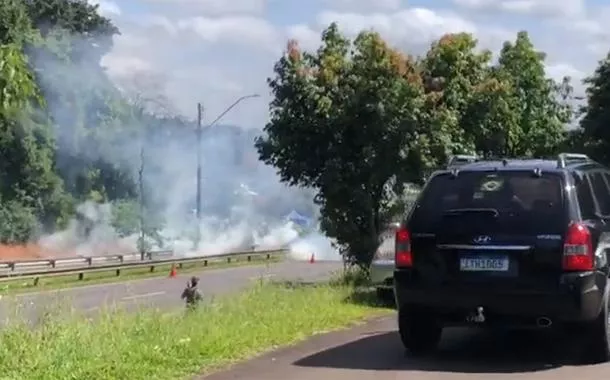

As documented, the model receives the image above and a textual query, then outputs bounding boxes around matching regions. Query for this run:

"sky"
[90,0,610,129]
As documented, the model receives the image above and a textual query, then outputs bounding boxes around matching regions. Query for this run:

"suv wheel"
[582,297,610,364]
[398,306,442,356]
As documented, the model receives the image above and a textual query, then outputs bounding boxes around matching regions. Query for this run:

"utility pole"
[138,139,146,260]
[195,102,203,249]
[192,94,260,251]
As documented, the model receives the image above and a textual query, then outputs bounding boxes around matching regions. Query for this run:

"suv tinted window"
[589,172,610,215]
[574,174,596,220]
[410,171,565,233]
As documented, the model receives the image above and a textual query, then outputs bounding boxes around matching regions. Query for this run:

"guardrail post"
[150,265,154,273]
[116,269,120,277]
[33,277,39,286]
[266,253,270,259]
[227,257,231,264]
[9,263,15,271]
[247,255,251,262]
[87,257,92,266]
[119,255,124,263]
[50,260,56,268]
[178,263,183,269]
[78,273,84,280]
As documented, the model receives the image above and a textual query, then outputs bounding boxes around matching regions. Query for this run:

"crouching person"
[181,276,203,310]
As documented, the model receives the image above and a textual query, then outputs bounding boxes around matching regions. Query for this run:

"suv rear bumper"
[394,270,606,324]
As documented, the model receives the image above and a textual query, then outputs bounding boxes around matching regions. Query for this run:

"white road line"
[248,274,276,281]
[121,291,166,301]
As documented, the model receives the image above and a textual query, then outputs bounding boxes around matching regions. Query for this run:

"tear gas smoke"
[8,30,342,262]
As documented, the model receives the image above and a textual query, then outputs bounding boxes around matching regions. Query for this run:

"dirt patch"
[0,241,135,261]
[0,244,50,260]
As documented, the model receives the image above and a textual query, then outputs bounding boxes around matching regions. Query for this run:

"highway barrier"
[0,249,287,286]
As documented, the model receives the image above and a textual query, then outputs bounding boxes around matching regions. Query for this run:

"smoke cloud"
[9,28,342,262]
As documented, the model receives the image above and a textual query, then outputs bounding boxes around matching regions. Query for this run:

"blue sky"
[91,0,610,128]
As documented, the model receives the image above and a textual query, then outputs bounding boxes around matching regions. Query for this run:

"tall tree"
[494,31,572,157]
[0,0,71,240]
[579,53,610,165]
[420,33,494,159]
[257,24,427,266]
[23,0,132,204]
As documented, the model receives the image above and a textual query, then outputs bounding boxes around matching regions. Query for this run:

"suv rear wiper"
[442,208,499,218]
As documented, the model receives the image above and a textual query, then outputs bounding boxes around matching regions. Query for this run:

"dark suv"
[394,153,610,363]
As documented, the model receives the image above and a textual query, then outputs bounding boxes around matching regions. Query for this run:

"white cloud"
[141,0,267,15]
[177,16,279,50]
[88,0,121,16]
[318,9,477,43]
[546,63,585,81]
[322,0,403,12]
[453,0,585,18]
[316,8,512,54]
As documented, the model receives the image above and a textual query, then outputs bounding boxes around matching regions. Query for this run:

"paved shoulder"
[200,314,610,380]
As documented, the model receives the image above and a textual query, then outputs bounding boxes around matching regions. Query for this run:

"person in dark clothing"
[181,276,202,309]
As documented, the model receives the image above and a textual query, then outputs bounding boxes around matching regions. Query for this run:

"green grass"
[0,254,283,295]
[0,278,390,379]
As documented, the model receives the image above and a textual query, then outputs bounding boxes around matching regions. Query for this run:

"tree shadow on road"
[294,327,590,374]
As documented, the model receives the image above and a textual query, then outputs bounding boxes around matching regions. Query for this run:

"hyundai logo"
[473,235,491,244]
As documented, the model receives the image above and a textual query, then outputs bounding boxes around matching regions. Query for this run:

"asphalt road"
[201,315,610,380]
[0,260,342,324]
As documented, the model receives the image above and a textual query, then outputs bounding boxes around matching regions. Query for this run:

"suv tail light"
[562,222,594,271]
[395,226,413,267]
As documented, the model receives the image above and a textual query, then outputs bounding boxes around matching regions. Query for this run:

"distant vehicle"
[394,153,610,364]
[370,222,399,303]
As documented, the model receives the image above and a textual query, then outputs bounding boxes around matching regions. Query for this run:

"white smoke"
[19,22,345,262]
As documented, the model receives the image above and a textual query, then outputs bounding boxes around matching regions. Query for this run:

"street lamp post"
[194,94,260,249]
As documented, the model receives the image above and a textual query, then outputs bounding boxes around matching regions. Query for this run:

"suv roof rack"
[557,153,590,168]
[447,154,478,169]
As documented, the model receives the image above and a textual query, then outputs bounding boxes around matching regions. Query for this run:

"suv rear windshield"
[409,171,566,234]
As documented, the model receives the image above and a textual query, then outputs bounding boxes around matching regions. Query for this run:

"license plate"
[460,255,509,272]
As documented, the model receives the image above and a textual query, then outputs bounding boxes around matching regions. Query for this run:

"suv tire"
[398,306,442,356]
[583,295,610,364]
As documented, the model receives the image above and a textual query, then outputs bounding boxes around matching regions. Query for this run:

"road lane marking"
[121,291,166,301]
[248,274,276,281]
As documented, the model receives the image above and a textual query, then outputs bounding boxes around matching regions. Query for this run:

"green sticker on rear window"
[479,176,504,192]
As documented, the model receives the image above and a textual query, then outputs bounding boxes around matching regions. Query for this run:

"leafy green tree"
[419,33,494,160]
[0,0,72,239]
[494,31,572,157]
[257,24,427,267]
[23,0,131,204]
[578,53,610,165]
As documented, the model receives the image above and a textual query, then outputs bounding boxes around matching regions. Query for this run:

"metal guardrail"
[0,249,287,285]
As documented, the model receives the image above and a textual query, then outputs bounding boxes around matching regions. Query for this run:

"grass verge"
[0,254,282,295]
[0,278,391,379]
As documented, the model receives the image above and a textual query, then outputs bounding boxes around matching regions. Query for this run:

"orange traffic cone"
[169,264,177,278]
[309,253,315,264]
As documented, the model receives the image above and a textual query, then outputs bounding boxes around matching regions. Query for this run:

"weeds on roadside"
[0,280,385,380]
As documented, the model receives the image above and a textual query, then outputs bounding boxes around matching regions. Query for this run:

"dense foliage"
[256,23,601,267]
[0,0,181,245]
